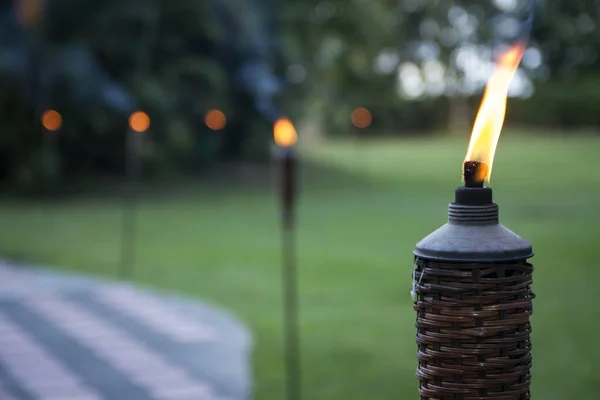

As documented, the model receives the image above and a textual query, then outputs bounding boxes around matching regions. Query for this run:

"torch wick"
[463,161,488,188]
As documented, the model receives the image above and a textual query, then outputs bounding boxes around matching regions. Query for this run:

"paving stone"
[0,260,253,400]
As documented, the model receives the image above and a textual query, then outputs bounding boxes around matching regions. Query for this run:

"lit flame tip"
[273,118,297,147]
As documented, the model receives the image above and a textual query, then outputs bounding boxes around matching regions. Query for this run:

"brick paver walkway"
[0,261,252,400]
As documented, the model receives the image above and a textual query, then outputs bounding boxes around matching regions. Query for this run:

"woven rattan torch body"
[413,182,535,399]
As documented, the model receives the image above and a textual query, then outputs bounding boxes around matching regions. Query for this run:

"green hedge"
[508,77,600,129]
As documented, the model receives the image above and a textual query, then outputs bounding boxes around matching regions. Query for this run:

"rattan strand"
[413,258,535,400]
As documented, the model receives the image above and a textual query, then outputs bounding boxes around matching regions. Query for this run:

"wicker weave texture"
[413,258,535,400]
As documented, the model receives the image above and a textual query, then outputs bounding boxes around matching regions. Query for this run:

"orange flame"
[273,118,297,147]
[41,109,62,131]
[16,0,44,28]
[464,43,525,183]
[129,111,150,133]
[351,108,372,128]
[205,109,227,131]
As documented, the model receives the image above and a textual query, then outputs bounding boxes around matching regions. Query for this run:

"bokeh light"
[129,111,150,133]
[16,0,44,27]
[351,108,372,129]
[273,118,297,147]
[204,109,227,131]
[41,110,62,132]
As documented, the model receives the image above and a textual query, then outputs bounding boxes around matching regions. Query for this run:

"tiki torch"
[40,109,62,185]
[412,43,536,399]
[41,109,62,153]
[273,117,301,400]
[120,111,149,279]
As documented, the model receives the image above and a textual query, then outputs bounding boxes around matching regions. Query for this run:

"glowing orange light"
[204,109,227,131]
[129,111,150,133]
[464,43,525,183]
[273,118,297,147]
[16,0,44,27]
[351,108,372,129]
[41,109,62,131]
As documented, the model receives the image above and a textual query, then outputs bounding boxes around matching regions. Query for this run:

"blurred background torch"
[273,117,301,400]
[120,110,149,279]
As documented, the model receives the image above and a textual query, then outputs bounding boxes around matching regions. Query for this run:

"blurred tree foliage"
[280,0,600,135]
[0,0,599,189]
[0,0,267,188]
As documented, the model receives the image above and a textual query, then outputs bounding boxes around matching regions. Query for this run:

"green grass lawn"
[1,131,600,399]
